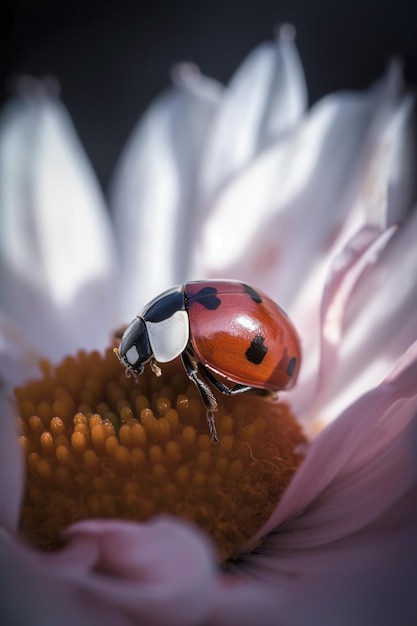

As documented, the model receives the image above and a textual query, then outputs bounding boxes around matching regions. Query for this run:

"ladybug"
[115,280,301,442]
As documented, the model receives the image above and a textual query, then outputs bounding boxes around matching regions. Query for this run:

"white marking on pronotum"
[146,310,190,363]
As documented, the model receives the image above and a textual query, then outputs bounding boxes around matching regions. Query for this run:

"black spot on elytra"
[286,357,297,377]
[192,286,221,310]
[245,335,268,365]
[242,283,262,303]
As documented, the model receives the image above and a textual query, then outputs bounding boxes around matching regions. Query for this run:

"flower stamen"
[16,347,306,560]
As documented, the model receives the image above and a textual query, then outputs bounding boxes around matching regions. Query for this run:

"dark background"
[1,0,416,191]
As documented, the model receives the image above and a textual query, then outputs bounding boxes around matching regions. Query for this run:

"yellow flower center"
[16,347,306,560]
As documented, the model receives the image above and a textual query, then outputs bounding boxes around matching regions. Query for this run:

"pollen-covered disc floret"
[16,348,306,560]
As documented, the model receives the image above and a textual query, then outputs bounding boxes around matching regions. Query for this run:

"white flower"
[0,27,416,626]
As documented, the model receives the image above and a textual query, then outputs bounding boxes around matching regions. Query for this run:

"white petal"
[290,91,415,420]
[0,84,119,360]
[370,91,416,226]
[294,224,398,424]
[385,82,416,224]
[110,68,221,318]
[195,65,407,306]
[0,311,42,390]
[319,207,417,421]
[197,26,307,204]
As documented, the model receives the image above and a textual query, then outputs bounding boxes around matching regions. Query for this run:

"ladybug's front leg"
[181,350,219,443]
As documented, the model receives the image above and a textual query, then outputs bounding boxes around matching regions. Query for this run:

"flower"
[1,25,417,625]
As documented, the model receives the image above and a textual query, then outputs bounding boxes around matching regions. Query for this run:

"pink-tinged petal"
[0,394,24,532]
[0,529,131,626]
[0,81,119,361]
[249,340,417,549]
[300,224,398,423]
[235,491,417,626]
[0,518,216,625]
[0,311,42,390]
[194,64,405,308]
[57,517,216,625]
[279,401,417,548]
[288,81,414,409]
[197,26,307,204]
[353,72,415,229]
[290,94,415,421]
[209,575,282,626]
[319,208,417,421]
[110,68,221,318]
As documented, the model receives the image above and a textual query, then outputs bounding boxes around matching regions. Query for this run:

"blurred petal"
[385,92,417,223]
[60,517,216,625]
[0,392,23,533]
[110,67,221,318]
[0,82,119,360]
[0,529,131,626]
[249,339,417,548]
[1,517,216,625]
[197,25,307,204]
[0,311,42,390]
[210,575,282,626]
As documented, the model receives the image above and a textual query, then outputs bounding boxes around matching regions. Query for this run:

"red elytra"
[185,281,301,390]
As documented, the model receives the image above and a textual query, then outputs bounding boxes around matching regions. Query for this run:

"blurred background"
[1,0,416,191]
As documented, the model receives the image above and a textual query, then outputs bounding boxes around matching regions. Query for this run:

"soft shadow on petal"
[0,392,23,533]
[0,83,119,360]
[0,528,131,626]
[249,340,417,548]
[234,490,417,626]
[0,517,216,625]
[208,575,282,626]
[196,25,307,206]
[230,365,417,625]
[56,517,216,625]
[385,93,417,223]
[110,69,221,318]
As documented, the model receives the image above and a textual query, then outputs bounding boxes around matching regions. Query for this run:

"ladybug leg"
[149,358,162,377]
[200,366,277,400]
[180,351,219,443]
[198,366,253,396]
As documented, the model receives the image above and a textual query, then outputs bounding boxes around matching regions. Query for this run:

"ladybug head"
[117,317,152,376]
